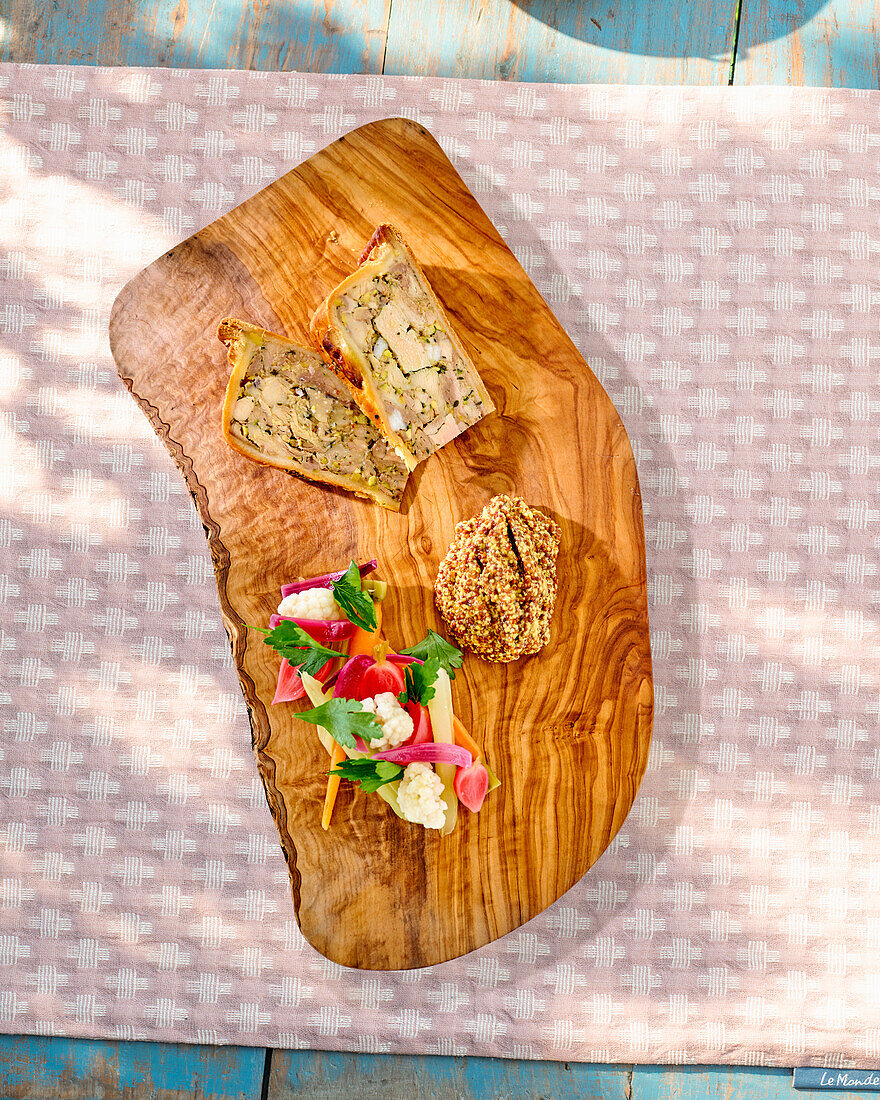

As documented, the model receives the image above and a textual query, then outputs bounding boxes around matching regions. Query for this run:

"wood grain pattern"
[0,0,392,71]
[0,0,741,83]
[383,0,741,85]
[5,0,880,91]
[633,1065,825,1099]
[735,0,880,87]
[269,1050,634,1099]
[0,1035,266,1100]
[269,1057,826,1100]
[109,117,652,970]
[0,1037,825,1100]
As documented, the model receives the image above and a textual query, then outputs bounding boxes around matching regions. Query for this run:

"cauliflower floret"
[360,692,414,751]
[396,763,446,830]
[277,587,344,621]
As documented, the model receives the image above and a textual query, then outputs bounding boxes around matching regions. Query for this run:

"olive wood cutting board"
[109,117,653,970]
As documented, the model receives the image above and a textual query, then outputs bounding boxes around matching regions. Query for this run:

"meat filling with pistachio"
[228,336,409,501]
[333,262,488,462]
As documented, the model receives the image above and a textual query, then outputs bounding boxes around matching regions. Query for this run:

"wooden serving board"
[109,117,653,970]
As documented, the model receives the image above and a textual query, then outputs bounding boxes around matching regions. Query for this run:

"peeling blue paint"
[0,1036,265,1099]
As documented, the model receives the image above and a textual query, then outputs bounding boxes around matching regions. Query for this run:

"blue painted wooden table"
[1,1,878,1096]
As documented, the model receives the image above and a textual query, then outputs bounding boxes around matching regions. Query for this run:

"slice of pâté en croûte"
[219,319,410,510]
[309,224,495,473]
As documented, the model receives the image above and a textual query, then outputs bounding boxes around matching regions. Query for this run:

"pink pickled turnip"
[372,743,472,768]
[269,615,355,645]
[333,655,375,700]
[270,618,350,704]
[357,658,405,699]
[453,761,490,812]
[332,653,406,701]
[273,656,334,703]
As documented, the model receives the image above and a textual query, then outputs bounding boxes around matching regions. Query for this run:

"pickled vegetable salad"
[251,560,499,833]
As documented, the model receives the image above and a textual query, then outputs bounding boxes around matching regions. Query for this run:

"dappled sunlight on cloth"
[1,64,880,1065]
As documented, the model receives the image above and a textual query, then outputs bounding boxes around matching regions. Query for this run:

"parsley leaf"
[253,620,347,679]
[329,757,404,793]
[332,560,378,633]
[398,657,441,706]
[399,630,463,680]
[297,697,383,750]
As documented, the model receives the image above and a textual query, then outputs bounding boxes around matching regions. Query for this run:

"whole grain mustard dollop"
[433,495,561,663]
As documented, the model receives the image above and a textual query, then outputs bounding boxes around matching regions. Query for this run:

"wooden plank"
[0,0,391,71]
[0,1034,266,1100]
[384,0,740,85]
[0,0,744,83]
[734,0,880,87]
[269,1050,632,1099]
[109,116,652,970]
[633,1065,830,1099]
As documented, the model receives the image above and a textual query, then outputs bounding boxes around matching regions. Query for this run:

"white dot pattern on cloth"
[1,64,880,1066]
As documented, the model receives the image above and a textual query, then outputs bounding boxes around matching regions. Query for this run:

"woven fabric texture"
[2,65,880,1066]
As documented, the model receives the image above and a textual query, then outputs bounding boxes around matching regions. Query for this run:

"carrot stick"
[453,716,483,764]
[319,611,384,831]
[348,601,383,656]
[321,740,346,831]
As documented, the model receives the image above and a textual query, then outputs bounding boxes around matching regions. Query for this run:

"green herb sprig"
[329,757,404,792]
[398,657,441,707]
[297,697,382,750]
[252,620,346,678]
[332,561,378,632]
[399,630,462,680]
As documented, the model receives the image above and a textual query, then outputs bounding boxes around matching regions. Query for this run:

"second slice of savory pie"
[219,318,410,510]
[309,224,495,472]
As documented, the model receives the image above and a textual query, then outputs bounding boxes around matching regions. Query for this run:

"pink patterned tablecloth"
[2,64,880,1067]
